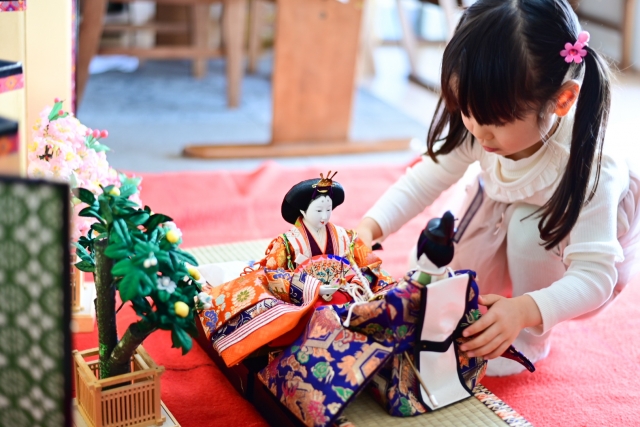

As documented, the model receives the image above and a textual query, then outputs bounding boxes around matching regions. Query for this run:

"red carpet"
[74,161,640,426]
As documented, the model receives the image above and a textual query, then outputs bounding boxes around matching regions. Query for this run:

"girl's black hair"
[427,0,611,250]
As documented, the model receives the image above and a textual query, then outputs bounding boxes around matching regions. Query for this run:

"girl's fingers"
[461,324,501,352]
[478,294,502,307]
[483,341,512,360]
[466,335,504,358]
[463,309,494,338]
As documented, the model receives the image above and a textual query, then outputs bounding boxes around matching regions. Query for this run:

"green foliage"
[118,174,142,198]
[48,101,63,121]
[75,185,201,355]
[85,136,111,153]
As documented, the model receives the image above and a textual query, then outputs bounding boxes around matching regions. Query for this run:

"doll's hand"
[459,294,542,359]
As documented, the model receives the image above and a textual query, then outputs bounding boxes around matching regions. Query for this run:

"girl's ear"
[554,80,581,117]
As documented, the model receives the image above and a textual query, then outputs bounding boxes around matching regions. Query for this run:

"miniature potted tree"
[73,184,209,427]
[28,98,137,332]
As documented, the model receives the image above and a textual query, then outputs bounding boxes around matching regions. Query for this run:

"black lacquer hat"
[281,171,345,224]
[0,116,18,137]
[416,211,456,268]
[0,60,23,79]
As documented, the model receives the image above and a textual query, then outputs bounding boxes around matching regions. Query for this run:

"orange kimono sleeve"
[202,237,292,336]
[204,269,270,332]
[256,235,298,303]
[257,235,292,271]
[348,230,395,293]
[348,230,381,267]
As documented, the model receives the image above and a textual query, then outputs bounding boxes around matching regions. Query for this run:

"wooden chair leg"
[191,4,210,78]
[76,0,108,106]
[223,0,247,108]
[439,0,460,40]
[357,0,377,80]
[248,0,264,74]
[395,0,419,75]
[621,0,637,70]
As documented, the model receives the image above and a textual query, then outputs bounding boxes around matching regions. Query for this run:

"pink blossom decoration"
[28,99,142,241]
[560,31,590,64]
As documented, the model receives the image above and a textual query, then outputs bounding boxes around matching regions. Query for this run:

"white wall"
[634,0,640,70]
[576,0,640,70]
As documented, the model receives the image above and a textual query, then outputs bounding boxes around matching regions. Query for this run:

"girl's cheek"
[461,117,475,135]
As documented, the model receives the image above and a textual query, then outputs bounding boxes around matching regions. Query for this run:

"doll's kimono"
[198,218,395,366]
[257,269,534,426]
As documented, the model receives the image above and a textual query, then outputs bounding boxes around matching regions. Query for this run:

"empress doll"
[199,172,394,366]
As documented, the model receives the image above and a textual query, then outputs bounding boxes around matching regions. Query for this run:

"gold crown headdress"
[312,171,338,193]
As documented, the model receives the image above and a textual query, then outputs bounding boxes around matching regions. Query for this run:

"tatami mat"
[344,388,505,427]
[188,239,271,264]
[187,241,533,427]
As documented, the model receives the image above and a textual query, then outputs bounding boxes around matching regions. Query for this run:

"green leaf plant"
[74,185,203,379]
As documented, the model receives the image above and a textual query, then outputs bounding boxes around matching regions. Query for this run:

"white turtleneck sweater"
[364,113,631,334]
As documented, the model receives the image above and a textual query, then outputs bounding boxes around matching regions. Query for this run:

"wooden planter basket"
[73,346,166,427]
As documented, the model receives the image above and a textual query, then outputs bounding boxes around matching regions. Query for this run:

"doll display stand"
[187,240,533,427]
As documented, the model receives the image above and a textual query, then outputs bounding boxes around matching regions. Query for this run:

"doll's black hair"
[427,0,611,250]
[281,179,345,225]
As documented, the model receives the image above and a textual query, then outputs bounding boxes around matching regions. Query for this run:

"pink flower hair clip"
[560,31,590,63]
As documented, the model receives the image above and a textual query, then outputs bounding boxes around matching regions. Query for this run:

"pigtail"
[537,46,611,250]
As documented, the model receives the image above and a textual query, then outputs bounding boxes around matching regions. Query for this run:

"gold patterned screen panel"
[0,176,71,427]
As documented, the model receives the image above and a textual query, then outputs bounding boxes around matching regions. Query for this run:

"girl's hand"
[459,294,542,359]
[356,217,382,248]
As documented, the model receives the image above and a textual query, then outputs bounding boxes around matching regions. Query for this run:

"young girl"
[357,0,640,376]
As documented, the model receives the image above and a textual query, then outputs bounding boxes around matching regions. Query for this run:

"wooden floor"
[79,45,640,172]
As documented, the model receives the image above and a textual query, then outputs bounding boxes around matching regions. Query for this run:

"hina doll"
[257,180,535,426]
[199,172,395,367]
[353,181,533,414]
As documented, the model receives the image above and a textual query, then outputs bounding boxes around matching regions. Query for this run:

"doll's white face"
[300,196,332,230]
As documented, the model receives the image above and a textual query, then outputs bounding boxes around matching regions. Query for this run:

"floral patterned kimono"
[199,218,395,367]
[257,269,535,426]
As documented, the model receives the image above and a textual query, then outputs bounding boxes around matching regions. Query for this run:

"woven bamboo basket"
[73,346,165,427]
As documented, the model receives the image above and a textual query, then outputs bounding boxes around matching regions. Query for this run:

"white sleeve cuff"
[525,255,617,335]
